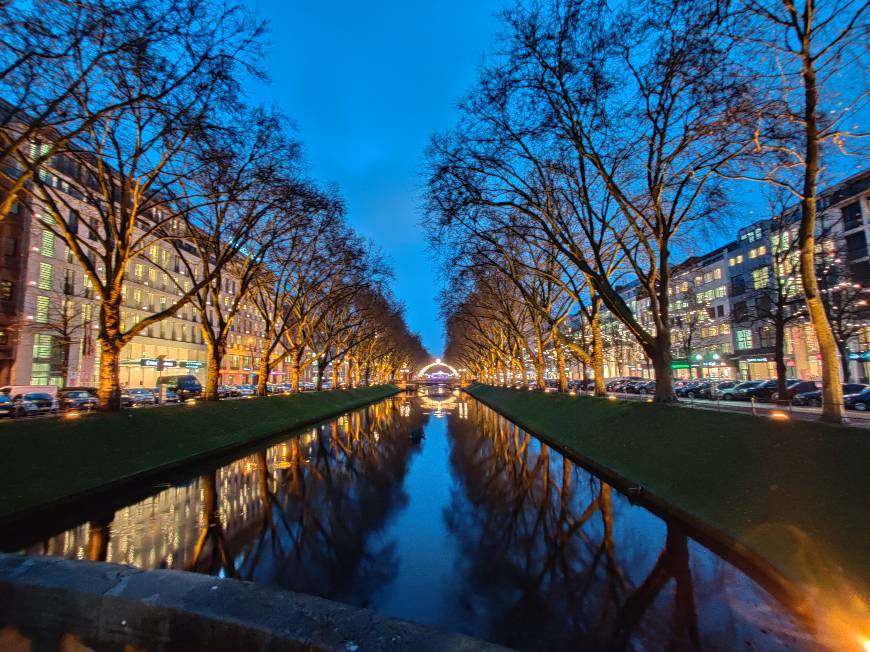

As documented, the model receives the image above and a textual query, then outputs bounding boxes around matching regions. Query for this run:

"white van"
[0,385,59,397]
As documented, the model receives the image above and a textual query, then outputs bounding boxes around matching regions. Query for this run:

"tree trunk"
[96,300,123,411]
[204,339,225,401]
[555,341,568,392]
[800,48,844,422]
[837,340,851,383]
[651,345,675,402]
[290,354,301,393]
[96,338,122,411]
[592,314,606,396]
[774,317,788,402]
[316,356,326,390]
[256,355,270,396]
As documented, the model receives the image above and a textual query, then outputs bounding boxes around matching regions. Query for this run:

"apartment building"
[573,169,870,383]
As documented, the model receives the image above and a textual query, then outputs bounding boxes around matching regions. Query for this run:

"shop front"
[731,350,796,381]
[120,358,206,388]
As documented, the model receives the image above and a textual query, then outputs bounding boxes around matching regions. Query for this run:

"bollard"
[751,396,757,417]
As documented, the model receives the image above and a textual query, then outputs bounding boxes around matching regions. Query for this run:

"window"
[719,323,731,335]
[149,244,159,262]
[3,238,16,257]
[134,263,145,280]
[30,362,50,386]
[716,305,725,318]
[64,268,75,295]
[67,209,79,236]
[752,267,770,289]
[133,288,142,305]
[40,211,55,225]
[38,262,52,290]
[36,296,49,322]
[842,202,863,230]
[736,329,753,350]
[715,285,727,298]
[41,230,54,257]
[714,268,722,280]
[694,275,703,286]
[846,231,868,260]
[1,280,15,301]
[33,334,52,359]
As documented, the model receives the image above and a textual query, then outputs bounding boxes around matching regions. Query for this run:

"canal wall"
[0,385,400,528]
[0,554,509,651]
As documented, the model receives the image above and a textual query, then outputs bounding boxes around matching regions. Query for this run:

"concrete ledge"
[0,554,510,651]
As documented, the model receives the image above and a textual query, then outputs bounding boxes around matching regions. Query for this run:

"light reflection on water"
[16,390,812,650]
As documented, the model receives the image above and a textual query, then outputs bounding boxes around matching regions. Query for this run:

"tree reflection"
[444,403,705,651]
[194,398,426,608]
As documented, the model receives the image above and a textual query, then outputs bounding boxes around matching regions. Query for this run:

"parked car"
[710,380,739,399]
[121,388,157,407]
[58,389,97,411]
[793,383,867,407]
[638,380,656,395]
[740,379,781,401]
[235,385,256,397]
[153,387,179,403]
[770,380,819,402]
[0,394,15,418]
[681,381,712,399]
[0,384,58,398]
[12,392,58,416]
[217,385,239,398]
[624,381,647,394]
[724,380,764,400]
[844,387,870,411]
[156,375,202,400]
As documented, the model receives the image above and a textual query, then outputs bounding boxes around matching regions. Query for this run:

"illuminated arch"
[415,358,460,378]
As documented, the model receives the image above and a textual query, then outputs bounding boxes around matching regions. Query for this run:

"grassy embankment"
[465,383,870,599]
[0,386,398,523]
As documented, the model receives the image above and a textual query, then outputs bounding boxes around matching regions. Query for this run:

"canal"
[6,389,810,650]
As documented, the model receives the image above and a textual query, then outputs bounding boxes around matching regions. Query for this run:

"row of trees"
[1,0,427,409]
[426,0,866,421]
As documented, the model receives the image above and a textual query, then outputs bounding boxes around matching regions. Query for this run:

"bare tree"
[16,0,263,409]
[427,0,753,401]
[731,0,868,420]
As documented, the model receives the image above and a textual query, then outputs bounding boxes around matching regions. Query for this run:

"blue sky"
[245,1,504,357]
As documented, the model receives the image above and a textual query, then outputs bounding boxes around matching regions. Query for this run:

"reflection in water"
[15,392,815,650]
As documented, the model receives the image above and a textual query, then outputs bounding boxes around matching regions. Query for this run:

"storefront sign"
[670,360,690,370]
[180,361,204,369]
[744,356,770,363]
[141,358,177,368]
[847,351,870,361]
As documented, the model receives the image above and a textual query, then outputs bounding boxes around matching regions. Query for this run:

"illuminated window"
[736,329,753,350]
[33,334,52,359]
[134,263,145,280]
[41,230,54,257]
[752,267,770,289]
[720,323,731,335]
[149,244,159,262]
[38,262,52,290]
[714,268,722,279]
[715,285,727,298]
[0,280,13,300]
[36,296,49,322]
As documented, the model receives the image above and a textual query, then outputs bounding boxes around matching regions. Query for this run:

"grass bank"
[0,386,398,524]
[465,384,870,599]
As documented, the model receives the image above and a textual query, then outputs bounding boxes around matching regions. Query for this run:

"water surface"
[9,388,811,650]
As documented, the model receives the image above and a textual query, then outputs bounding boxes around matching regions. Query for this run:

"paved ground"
[597,390,870,428]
